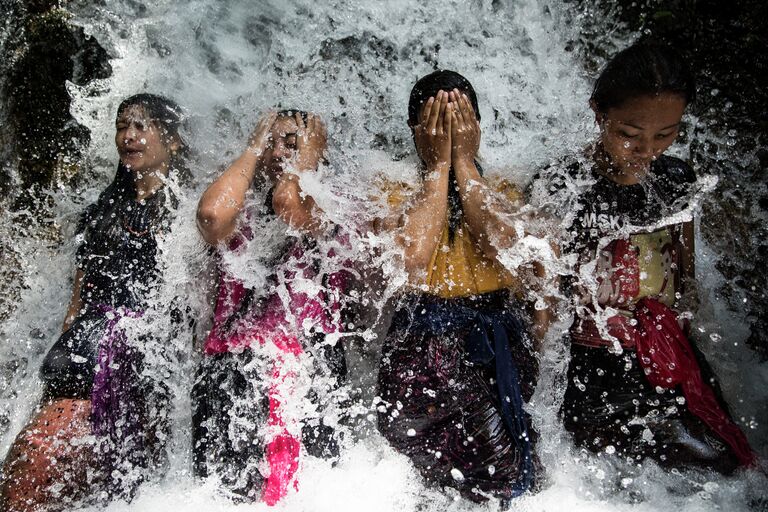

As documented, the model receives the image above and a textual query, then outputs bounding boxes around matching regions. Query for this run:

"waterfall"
[0,0,765,510]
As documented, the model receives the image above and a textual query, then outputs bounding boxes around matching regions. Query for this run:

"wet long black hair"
[591,41,696,113]
[106,93,189,200]
[408,70,481,237]
[81,94,189,237]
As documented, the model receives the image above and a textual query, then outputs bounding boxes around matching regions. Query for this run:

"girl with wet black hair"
[195,109,351,505]
[529,41,757,472]
[375,70,551,503]
[0,94,189,511]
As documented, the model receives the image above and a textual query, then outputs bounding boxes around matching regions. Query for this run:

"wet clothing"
[192,208,351,505]
[381,177,523,298]
[531,153,754,471]
[192,348,346,502]
[377,176,539,502]
[378,292,538,503]
[38,179,176,491]
[40,189,172,399]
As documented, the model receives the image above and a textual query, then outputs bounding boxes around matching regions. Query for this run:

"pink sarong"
[204,230,350,504]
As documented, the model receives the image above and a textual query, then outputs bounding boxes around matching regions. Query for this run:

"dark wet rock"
[0,0,111,324]
[1,1,111,195]
[318,32,397,67]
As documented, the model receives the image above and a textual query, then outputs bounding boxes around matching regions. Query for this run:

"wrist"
[295,152,321,172]
[453,156,476,171]
[425,161,450,174]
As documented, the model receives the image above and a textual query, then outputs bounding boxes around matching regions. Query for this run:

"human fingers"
[453,89,469,129]
[306,113,317,137]
[461,93,478,127]
[420,96,435,127]
[437,92,450,135]
[314,114,327,140]
[451,91,466,131]
[427,91,444,133]
[295,112,306,139]
[311,115,328,156]
[449,90,465,128]
[249,111,278,153]
[444,101,454,137]
[256,110,278,133]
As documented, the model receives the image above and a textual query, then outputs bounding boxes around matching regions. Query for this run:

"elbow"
[196,201,230,246]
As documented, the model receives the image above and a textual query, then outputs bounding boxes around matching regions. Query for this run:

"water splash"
[1,0,766,510]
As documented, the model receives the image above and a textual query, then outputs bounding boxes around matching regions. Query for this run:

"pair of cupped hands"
[414,89,480,171]
[247,110,327,176]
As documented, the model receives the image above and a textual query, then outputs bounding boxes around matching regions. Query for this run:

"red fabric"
[203,227,352,504]
[262,333,303,505]
[604,238,640,304]
[627,298,757,467]
[570,315,637,349]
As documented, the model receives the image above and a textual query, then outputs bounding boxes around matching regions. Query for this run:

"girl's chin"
[621,161,650,174]
[121,157,141,169]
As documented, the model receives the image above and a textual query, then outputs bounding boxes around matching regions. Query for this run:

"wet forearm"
[62,269,84,333]
[399,165,450,279]
[454,160,518,260]
[197,149,260,245]
[272,176,325,236]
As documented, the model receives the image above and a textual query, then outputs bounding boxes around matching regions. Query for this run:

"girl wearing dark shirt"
[530,42,756,473]
[0,94,188,511]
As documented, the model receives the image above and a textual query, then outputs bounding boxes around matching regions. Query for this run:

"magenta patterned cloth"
[201,225,352,504]
[203,228,350,355]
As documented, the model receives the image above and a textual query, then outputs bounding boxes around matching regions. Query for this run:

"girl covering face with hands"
[376,70,550,504]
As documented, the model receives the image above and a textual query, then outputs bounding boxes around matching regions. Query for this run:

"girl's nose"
[272,140,292,161]
[634,138,653,158]
[124,124,139,143]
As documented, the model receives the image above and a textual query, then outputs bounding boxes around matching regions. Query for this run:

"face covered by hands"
[412,88,480,173]
[249,111,328,184]
[448,88,480,168]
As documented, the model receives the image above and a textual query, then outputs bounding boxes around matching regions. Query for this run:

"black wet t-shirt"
[75,189,173,310]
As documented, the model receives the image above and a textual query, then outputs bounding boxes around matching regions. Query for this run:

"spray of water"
[1,0,766,510]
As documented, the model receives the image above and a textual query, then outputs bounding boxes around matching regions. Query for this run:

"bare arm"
[197,112,277,245]
[529,260,560,350]
[376,92,453,280]
[450,90,523,262]
[62,268,84,333]
[272,175,326,236]
[271,113,329,236]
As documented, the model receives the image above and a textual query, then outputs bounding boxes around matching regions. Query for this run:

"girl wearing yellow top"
[376,70,548,504]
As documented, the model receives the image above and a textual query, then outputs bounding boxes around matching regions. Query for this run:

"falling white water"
[0,0,766,510]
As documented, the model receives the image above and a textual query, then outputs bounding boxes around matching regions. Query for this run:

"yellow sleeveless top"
[384,177,523,298]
